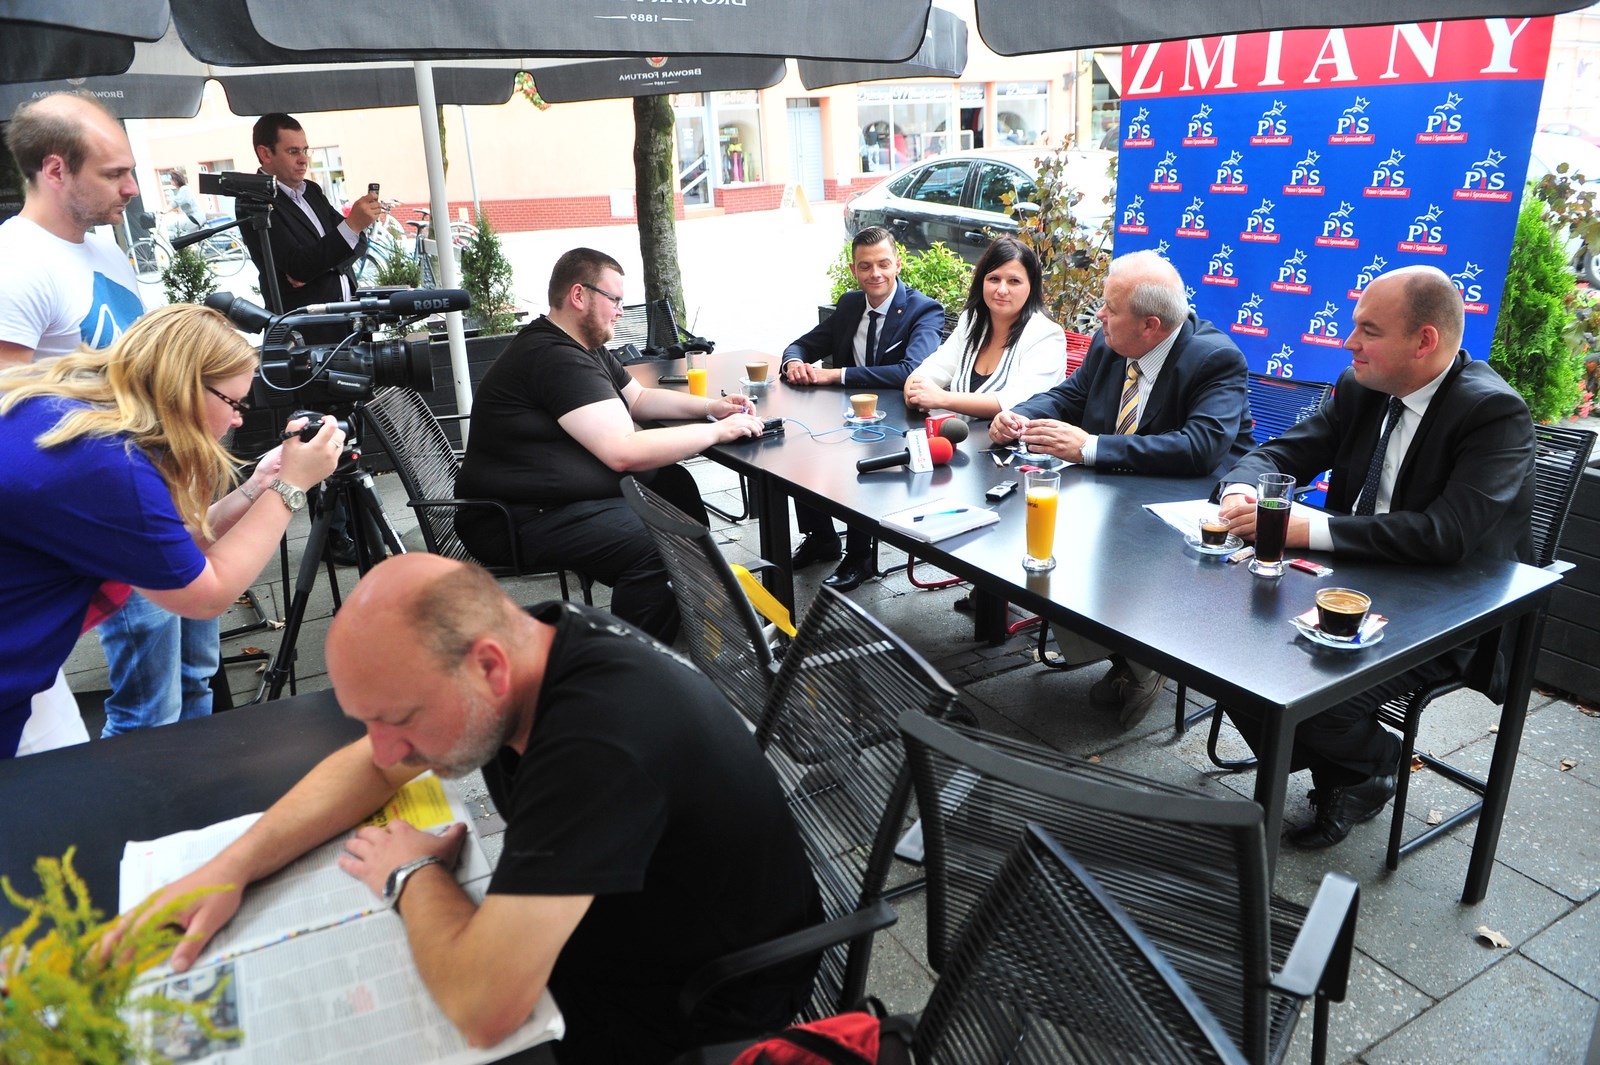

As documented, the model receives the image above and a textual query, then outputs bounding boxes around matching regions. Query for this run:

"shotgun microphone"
[856,434,954,474]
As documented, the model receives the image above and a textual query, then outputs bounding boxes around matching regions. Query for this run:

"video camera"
[204,288,462,410]
[197,170,278,204]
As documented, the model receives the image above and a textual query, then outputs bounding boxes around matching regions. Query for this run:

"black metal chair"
[899,711,1359,1065]
[913,823,1254,1064]
[681,588,961,1026]
[360,386,592,602]
[1177,373,1333,765]
[1376,421,1594,869]
[620,474,789,727]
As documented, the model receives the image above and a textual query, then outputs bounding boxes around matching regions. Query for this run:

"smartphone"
[367,182,380,196]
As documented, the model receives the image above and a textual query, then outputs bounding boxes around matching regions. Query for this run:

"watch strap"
[385,854,445,912]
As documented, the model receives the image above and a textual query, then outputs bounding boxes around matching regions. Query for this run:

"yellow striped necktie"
[1115,359,1142,434]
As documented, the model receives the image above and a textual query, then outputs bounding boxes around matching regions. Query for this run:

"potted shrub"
[458,211,518,338]
[160,246,217,306]
[1491,198,1583,423]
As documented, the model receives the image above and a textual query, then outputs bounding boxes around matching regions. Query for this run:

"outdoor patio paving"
[63,449,1600,1064]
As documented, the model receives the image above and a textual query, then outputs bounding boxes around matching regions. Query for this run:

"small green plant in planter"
[826,240,973,318]
[1008,139,1117,336]
[160,247,217,306]
[458,212,518,337]
[1491,198,1583,423]
[374,239,423,289]
[1,849,239,1064]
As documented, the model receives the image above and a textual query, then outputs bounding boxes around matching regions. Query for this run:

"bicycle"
[127,217,249,282]
[355,201,474,288]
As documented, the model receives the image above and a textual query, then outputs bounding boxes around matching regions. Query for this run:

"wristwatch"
[267,478,306,514]
[383,855,444,911]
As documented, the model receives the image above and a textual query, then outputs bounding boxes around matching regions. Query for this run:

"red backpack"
[731,1001,914,1065]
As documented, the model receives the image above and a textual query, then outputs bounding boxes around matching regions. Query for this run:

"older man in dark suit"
[781,226,945,590]
[1218,264,1535,848]
[241,112,380,314]
[990,250,1253,728]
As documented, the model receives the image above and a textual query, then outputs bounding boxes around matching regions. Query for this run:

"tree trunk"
[633,95,685,327]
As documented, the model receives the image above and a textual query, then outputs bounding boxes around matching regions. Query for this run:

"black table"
[647,354,1563,901]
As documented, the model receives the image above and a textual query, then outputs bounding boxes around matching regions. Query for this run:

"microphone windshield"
[937,418,971,445]
[928,435,954,465]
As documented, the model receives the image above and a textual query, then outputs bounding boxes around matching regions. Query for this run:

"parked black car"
[843,146,1115,265]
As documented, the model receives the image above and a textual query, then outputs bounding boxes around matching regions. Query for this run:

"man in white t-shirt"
[0,93,216,753]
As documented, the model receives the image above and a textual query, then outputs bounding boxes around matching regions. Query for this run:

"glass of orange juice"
[686,351,708,397]
[1023,469,1060,572]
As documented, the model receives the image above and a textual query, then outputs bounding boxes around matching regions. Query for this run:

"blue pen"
[914,507,970,522]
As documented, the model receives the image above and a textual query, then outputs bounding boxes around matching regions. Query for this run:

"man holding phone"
[241,112,380,314]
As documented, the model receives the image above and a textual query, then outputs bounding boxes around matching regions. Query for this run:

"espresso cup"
[1198,511,1231,547]
[1315,587,1371,640]
[745,360,769,383]
[850,393,878,419]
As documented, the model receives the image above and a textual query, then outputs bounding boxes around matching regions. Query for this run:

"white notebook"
[881,498,1001,543]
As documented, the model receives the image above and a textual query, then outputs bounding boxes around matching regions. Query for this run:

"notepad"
[881,498,1001,543]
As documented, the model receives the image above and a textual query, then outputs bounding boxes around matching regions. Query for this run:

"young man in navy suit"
[780,226,944,590]
[1218,265,1535,848]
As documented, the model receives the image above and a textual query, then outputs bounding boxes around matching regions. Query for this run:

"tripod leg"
[348,468,408,562]
[253,487,337,703]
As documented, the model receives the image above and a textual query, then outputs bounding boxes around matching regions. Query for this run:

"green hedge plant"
[1490,198,1582,423]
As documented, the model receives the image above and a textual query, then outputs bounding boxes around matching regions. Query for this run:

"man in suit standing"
[242,113,380,314]
[781,226,944,590]
[242,113,381,566]
[1217,265,1535,848]
[989,250,1252,728]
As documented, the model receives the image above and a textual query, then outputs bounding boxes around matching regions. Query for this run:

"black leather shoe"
[823,553,876,592]
[323,534,361,568]
[1288,773,1397,849]
[791,533,843,569]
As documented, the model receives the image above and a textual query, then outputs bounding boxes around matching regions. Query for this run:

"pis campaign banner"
[1113,18,1553,384]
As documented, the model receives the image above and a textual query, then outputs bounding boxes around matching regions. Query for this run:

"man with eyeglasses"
[456,248,765,642]
[0,93,208,749]
[242,113,381,315]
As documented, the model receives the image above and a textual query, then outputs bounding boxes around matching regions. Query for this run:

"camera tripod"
[252,416,407,703]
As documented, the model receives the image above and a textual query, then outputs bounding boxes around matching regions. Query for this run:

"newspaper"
[119,775,564,1065]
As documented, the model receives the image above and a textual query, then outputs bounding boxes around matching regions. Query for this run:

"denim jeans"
[97,592,221,738]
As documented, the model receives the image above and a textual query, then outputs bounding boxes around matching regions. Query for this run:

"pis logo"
[1305,301,1341,338]
[1235,292,1265,328]
[1122,194,1146,226]
[1287,150,1321,187]
[1462,149,1508,191]
[1153,151,1180,183]
[1266,344,1297,377]
[1277,249,1308,285]
[1215,150,1245,185]
[1371,149,1406,188]
[1244,199,1276,234]
[1353,255,1388,291]
[1207,243,1235,277]
[1425,92,1465,135]
[1450,261,1485,303]
[1187,103,1213,139]
[1256,99,1288,137]
[1407,204,1445,244]
[1321,201,1356,239]
[1179,197,1207,230]
[1124,106,1152,140]
[1335,96,1370,136]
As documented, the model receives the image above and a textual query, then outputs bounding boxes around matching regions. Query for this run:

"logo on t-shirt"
[82,272,144,349]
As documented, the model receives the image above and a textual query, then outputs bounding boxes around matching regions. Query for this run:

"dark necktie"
[1115,360,1142,434]
[864,310,882,365]
[1355,395,1406,516]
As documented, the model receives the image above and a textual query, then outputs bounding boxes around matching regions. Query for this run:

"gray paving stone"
[1523,894,1600,999]
[1364,955,1598,1065]
[1286,950,1434,1065]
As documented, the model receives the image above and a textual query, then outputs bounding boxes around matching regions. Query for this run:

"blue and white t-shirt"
[0,216,144,358]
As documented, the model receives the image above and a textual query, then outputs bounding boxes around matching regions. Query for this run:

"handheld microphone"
[926,414,971,446]
[303,288,472,316]
[856,434,954,474]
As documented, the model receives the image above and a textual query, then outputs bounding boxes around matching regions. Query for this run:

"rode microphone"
[925,414,971,446]
[856,431,954,474]
[302,289,472,315]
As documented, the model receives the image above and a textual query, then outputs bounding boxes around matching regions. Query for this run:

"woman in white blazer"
[903,236,1067,419]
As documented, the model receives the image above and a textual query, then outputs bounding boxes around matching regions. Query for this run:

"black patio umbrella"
[799,5,968,92]
[972,0,1595,55]
[529,57,788,107]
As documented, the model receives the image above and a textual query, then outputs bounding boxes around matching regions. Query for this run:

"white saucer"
[844,410,887,425]
[739,376,773,390]
[1292,616,1384,650]
[1013,451,1065,471]
[1184,531,1244,555]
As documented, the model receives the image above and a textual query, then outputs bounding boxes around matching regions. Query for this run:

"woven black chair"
[1376,421,1594,870]
[899,711,1359,1065]
[682,588,961,1024]
[1178,372,1333,766]
[913,823,1254,1064]
[620,474,789,727]
[360,387,592,602]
